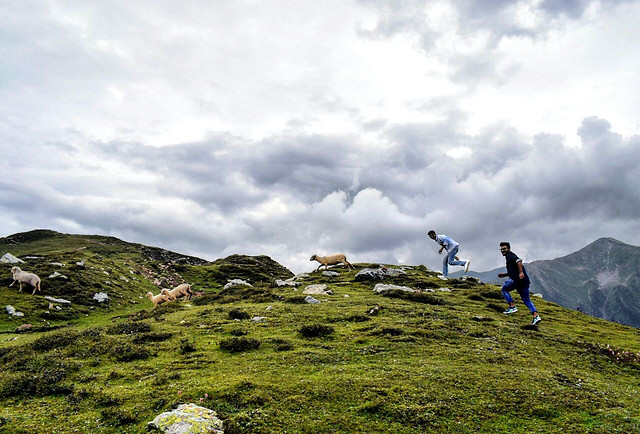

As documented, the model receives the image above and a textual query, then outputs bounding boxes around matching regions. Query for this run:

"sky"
[1,0,640,274]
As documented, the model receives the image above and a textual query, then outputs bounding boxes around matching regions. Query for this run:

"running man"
[427,230,470,276]
[498,242,542,326]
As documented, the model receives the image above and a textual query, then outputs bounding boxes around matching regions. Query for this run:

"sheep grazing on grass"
[146,291,170,307]
[310,254,355,272]
[160,283,193,301]
[9,266,41,294]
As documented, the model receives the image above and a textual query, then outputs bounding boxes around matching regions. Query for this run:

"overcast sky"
[2,0,639,274]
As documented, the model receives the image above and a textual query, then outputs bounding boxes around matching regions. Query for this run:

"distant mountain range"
[452,238,640,327]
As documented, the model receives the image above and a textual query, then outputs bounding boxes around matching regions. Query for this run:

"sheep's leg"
[9,279,15,287]
[316,264,322,272]
[18,281,23,291]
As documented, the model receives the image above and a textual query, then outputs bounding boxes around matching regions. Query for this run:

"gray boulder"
[44,296,71,304]
[275,279,301,288]
[6,305,24,317]
[322,271,340,277]
[93,292,109,303]
[355,267,407,281]
[303,284,330,295]
[148,403,224,433]
[48,271,68,279]
[224,279,253,290]
[304,295,321,304]
[373,284,415,294]
[1,253,24,264]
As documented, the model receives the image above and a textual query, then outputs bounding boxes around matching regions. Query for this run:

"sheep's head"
[146,292,153,299]
[160,288,169,295]
[11,266,21,274]
[309,255,317,261]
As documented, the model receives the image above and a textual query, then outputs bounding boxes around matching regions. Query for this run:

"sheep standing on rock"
[9,266,41,294]
[310,254,355,272]
[146,291,170,307]
[160,283,193,301]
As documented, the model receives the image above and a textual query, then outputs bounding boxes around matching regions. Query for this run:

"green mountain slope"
[1,231,640,432]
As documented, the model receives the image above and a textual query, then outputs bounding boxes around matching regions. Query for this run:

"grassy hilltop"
[1,230,639,433]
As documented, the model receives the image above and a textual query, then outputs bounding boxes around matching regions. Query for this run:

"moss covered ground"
[1,231,639,433]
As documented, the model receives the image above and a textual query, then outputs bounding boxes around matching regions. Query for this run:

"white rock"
[119,276,130,283]
[44,296,71,304]
[93,292,109,303]
[437,275,448,280]
[24,256,40,260]
[6,305,24,317]
[103,271,109,276]
[224,279,253,290]
[148,403,224,433]
[252,316,266,322]
[48,272,68,279]
[343,294,350,298]
[266,305,273,311]
[373,283,416,294]
[437,287,452,292]
[50,262,64,267]
[303,284,329,295]
[322,271,340,277]
[75,261,85,267]
[304,295,321,304]
[532,293,544,299]
[1,253,24,264]
[275,279,300,287]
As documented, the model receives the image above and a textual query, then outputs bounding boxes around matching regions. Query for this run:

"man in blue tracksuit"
[498,242,542,326]
[427,230,470,277]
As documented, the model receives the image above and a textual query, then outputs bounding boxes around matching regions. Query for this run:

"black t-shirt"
[505,251,530,286]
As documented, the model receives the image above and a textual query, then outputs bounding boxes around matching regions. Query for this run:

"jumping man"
[498,242,542,326]
[427,230,470,277]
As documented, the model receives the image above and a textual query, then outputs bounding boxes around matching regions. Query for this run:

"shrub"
[379,327,403,336]
[285,296,308,304]
[228,309,250,320]
[467,294,485,301]
[486,303,506,313]
[100,408,137,426]
[107,322,152,335]
[299,324,334,338]
[113,344,151,362]
[230,329,248,336]
[219,337,261,353]
[480,290,505,300]
[132,332,173,344]
[31,330,81,352]
[180,338,197,354]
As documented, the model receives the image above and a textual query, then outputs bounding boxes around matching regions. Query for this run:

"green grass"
[1,231,640,432]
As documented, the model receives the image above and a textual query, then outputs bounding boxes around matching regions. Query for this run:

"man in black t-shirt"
[497,242,541,326]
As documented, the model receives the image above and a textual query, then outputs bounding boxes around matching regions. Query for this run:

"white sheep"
[160,283,193,301]
[146,291,170,307]
[10,266,42,295]
[310,254,355,272]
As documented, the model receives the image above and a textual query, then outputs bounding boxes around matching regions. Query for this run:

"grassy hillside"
[1,231,640,433]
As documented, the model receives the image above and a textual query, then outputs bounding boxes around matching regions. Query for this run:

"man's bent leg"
[447,246,466,267]
[517,285,537,313]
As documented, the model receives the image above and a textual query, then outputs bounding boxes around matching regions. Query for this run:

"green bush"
[299,324,334,338]
[31,330,81,352]
[180,338,197,354]
[220,337,261,353]
[113,344,151,362]
[107,322,152,335]
[228,308,250,320]
[382,290,450,305]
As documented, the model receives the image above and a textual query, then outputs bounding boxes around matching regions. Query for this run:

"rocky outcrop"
[355,267,407,281]
[1,253,24,263]
[303,284,332,295]
[224,279,253,290]
[373,284,415,294]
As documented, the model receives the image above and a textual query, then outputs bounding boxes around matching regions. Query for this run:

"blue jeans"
[442,246,466,276]
[501,279,537,313]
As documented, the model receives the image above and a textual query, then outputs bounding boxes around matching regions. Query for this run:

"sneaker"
[531,316,542,326]
[503,307,518,314]
[464,260,470,273]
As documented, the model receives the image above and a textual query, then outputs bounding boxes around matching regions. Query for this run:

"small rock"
[119,276,130,283]
[472,316,494,322]
[436,287,452,292]
[354,268,386,281]
[275,279,300,288]
[103,271,109,276]
[180,320,187,324]
[322,271,340,277]
[198,324,208,329]
[304,295,321,304]
[224,279,253,290]
[16,324,33,332]
[343,294,350,298]
[44,296,71,304]
[1,253,24,263]
[266,305,273,311]
[437,275,448,280]
[532,293,544,299]
[93,292,109,303]
[147,403,224,433]
[251,316,266,322]
[48,272,68,279]
[422,288,435,293]
[303,284,329,295]
[5,305,24,317]
[75,261,85,267]
[369,306,380,315]
[50,262,64,267]
[373,284,416,294]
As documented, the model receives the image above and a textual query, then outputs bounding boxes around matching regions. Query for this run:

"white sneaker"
[464,260,470,273]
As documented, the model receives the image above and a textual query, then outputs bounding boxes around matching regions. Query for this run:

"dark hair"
[499,242,510,249]
[428,230,436,236]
